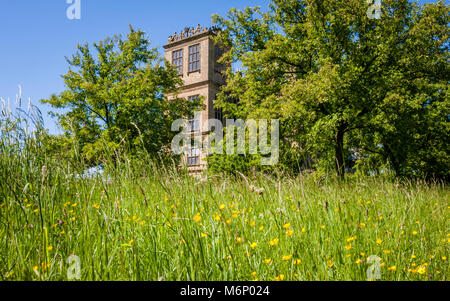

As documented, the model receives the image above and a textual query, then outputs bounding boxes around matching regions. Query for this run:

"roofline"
[163,30,219,49]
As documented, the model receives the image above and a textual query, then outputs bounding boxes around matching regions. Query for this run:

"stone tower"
[164,25,227,173]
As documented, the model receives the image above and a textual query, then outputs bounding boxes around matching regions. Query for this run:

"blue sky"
[0,0,438,134]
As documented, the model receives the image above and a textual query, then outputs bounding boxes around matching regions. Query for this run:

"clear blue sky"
[0,0,438,134]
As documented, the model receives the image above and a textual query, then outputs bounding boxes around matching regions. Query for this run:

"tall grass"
[0,91,448,281]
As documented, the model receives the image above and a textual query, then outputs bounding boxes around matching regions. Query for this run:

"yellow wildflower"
[417,266,426,275]
[347,236,357,242]
[388,266,397,272]
[269,239,279,246]
[282,255,292,261]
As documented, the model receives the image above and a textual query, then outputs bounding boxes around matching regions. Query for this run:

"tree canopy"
[42,26,197,164]
[212,0,449,179]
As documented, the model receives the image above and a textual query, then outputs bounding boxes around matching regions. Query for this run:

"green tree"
[42,26,197,164]
[213,0,449,179]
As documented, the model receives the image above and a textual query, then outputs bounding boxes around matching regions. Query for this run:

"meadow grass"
[0,155,448,281]
[0,98,448,281]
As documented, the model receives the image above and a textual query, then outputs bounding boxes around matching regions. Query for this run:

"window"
[214,108,224,123]
[214,105,224,123]
[214,46,225,72]
[215,46,224,60]
[188,44,200,73]
[188,119,200,132]
[188,95,200,102]
[172,49,183,75]
[187,146,200,166]
[188,95,200,132]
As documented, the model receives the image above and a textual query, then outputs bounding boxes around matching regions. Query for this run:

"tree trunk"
[384,143,401,177]
[335,127,345,180]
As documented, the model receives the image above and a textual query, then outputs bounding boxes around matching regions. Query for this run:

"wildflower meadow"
[1,134,448,280]
[1,0,448,283]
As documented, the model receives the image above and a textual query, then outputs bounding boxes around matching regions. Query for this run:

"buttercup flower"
[269,239,279,246]
[282,255,292,261]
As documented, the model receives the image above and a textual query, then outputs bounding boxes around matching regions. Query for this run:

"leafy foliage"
[212,0,449,179]
[41,26,197,164]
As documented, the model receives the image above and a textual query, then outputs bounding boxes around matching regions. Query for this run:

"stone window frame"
[187,95,200,132]
[187,146,201,166]
[172,48,183,75]
[188,44,201,73]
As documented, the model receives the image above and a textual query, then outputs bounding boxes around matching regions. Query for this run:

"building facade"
[164,25,227,173]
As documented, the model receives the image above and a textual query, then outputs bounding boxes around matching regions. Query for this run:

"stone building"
[164,25,227,173]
